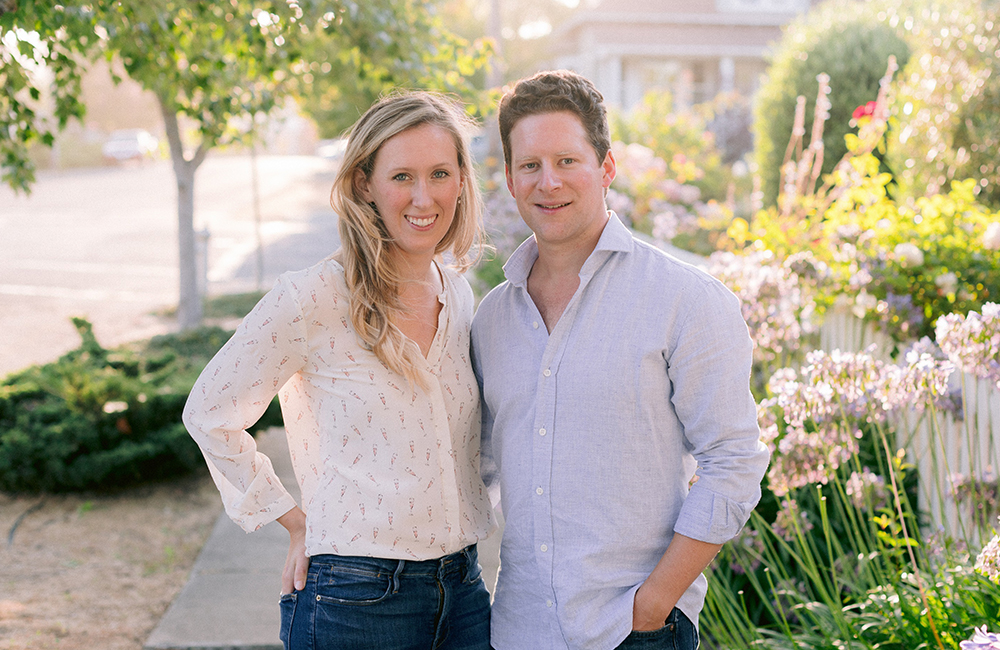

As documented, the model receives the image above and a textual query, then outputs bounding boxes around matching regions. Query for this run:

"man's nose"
[539,164,562,191]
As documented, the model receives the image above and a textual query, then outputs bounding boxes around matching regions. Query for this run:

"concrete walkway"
[144,427,503,650]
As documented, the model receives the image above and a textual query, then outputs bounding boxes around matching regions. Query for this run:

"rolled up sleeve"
[668,282,770,544]
[182,277,306,532]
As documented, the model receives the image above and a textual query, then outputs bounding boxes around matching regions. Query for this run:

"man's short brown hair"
[498,70,611,169]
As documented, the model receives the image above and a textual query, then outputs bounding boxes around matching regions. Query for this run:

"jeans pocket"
[315,565,393,606]
[278,592,297,650]
[463,560,483,585]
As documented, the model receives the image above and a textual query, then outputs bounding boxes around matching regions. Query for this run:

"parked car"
[102,129,159,163]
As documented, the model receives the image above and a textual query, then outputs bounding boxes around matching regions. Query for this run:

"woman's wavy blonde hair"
[330,90,485,387]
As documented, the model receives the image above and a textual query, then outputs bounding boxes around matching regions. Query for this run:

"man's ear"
[505,166,515,197]
[354,168,372,202]
[601,149,617,190]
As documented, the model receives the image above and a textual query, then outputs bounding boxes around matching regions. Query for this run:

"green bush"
[886,0,1000,209]
[0,318,282,494]
[754,0,910,207]
[610,89,734,205]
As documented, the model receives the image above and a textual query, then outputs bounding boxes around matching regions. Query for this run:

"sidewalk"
[144,427,503,650]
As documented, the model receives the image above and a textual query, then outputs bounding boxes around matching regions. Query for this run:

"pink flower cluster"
[936,303,1000,390]
[772,498,814,542]
[709,249,820,363]
[761,348,955,497]
[975,523,1000,584]
[845,468,889,510]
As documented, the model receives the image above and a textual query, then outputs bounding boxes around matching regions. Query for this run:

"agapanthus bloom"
[878,341,956,416]
[936,304,1000,390]
[709,250,817,363]
[762,347,955,497]
[845,468,889,510]
[976,531,1000,584]
[961,625,1000,649]
[772,499,813,541]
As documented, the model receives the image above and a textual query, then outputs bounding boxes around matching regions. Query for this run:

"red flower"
[852,101,877,120]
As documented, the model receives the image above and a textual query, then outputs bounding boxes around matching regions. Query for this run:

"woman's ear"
[354,168,371,202]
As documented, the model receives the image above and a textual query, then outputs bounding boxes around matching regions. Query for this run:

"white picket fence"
[819,304,1000,541]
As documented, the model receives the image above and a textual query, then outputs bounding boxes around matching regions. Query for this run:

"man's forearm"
[631,533,723,631]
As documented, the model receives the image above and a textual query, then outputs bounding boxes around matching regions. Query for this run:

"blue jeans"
[278,545,490,650]
[615,608,699,650]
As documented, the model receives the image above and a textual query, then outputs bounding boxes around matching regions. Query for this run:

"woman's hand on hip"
[277,506,309,594]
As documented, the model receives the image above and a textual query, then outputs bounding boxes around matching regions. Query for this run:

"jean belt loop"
[391,559,405,594]
[462,544,474,578]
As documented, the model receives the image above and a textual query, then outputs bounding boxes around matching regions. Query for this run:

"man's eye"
[561,158,575,165]
[392,173,409,181]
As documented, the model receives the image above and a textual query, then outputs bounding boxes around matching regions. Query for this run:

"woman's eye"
[432,170,450,179]
[392,173,409,181]
[561,158,575,165]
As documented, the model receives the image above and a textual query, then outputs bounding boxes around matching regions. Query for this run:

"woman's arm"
[183,275,308,532]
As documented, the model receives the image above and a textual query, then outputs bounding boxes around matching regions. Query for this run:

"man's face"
[505,111,616,253]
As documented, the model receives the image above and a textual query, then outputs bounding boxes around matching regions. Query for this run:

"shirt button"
[543,368,551,377]
[546,600,554,608]
[540,544,548,552]
[536,487,544,495]
[539,428,546,436]
[533,321,539,329]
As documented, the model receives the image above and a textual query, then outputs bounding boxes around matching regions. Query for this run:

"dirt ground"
[0,472,221,650]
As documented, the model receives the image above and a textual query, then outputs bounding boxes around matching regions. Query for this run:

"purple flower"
[936,304,1000,390]
[961,625,1000,649]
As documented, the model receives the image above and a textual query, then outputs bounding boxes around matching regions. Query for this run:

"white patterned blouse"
[182,258,496,560]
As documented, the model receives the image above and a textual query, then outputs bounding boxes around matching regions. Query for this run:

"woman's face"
[359,123,462,268]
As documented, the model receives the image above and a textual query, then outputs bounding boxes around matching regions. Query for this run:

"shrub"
[886,0,1000,209]
[0,318,282,493]
[738,65,1000,345]
[610,89,735,204]
[753,0,910,207]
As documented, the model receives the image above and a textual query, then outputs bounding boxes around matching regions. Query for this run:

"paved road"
[0,154,341,376]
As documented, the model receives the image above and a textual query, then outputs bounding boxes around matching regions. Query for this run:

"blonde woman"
[183,92,495,650]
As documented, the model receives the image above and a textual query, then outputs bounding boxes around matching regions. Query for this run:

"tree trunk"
[158,95,208,331]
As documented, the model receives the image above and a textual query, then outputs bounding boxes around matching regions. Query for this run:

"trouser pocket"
[278,592,297,650]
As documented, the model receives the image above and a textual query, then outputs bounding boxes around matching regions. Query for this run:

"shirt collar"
[502,211,634,287]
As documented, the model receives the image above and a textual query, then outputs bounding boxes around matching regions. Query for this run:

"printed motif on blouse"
[183,258,495,560]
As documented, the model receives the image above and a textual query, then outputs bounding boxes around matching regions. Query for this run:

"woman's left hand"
[277,506,309,594]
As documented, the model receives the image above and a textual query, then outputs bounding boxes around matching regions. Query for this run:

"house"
[552,0,815,110]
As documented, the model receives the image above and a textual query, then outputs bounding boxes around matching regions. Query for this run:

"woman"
[183,91,496,650]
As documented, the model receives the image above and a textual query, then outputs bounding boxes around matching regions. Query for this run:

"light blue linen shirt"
[471,213,770,650]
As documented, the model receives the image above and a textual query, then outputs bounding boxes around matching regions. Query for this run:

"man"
[471,70,770,650]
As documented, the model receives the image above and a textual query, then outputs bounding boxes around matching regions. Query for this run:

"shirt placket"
[424,287,462,550]
[524,267,600,624]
